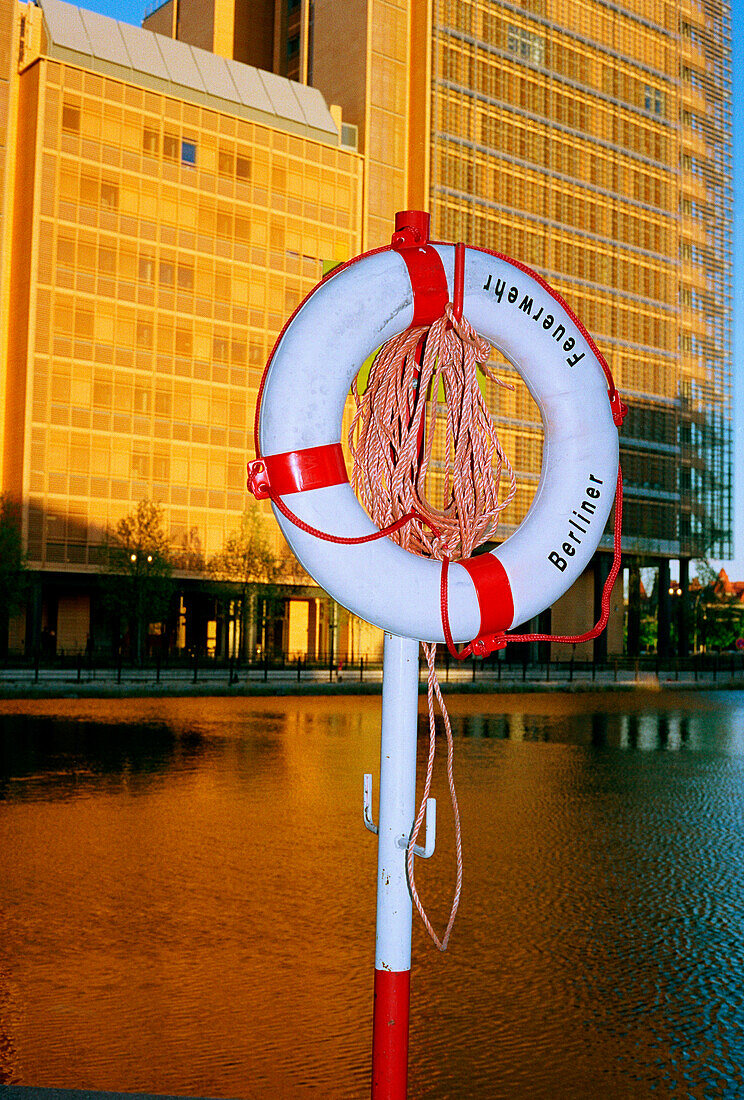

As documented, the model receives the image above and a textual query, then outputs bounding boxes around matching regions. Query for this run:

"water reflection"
[1,692,744,1097]
[420,699,721,754]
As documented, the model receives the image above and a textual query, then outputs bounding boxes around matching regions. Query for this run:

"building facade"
[0,0,369,658]
[153,0,733,657]
[0,0,733,661]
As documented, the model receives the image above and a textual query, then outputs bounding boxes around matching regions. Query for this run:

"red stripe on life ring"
[263,442,348,495]
[396,246,449,327]
[459,553,514,635]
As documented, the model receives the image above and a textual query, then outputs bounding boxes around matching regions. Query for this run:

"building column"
[25,573,42,657]
[593,553,610,663]
[627,562,641,657]
[657,558,670,660]
[678,558,690,658]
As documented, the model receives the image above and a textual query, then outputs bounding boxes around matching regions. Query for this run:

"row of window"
[437,149,673,252]
[443,0,674,63]
[54,235,320,304]
[455,83,668,166]
[64,103,197,166]
[53,305,254,364]
[442,27,670,118]
[53,87,352,192]
[57,97,356,191]
[437,113,675,209]
[143,127,197,166]
[440,22,723,131]
[56,163,350,250]
[38,377,252,424]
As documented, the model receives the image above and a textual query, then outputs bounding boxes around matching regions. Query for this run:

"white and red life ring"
[251,218,621,646]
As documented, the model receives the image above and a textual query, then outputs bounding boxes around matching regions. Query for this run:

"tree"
[172,525,205,573]
[208,504,290,660]
[0,494,27,655]
[691,561,744,652]
[101,500,174,662]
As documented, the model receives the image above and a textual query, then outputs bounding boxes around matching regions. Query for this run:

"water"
[1,692,744,1098]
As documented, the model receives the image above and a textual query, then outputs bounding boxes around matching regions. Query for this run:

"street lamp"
[128,551,155,661]
[668,583,683,657]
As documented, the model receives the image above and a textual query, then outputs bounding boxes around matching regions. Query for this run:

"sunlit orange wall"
[7,48,362,571]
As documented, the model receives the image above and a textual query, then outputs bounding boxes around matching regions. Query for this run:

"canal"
[1,692,743,1097]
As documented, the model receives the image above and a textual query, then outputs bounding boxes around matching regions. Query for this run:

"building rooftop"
[36,0,341,144]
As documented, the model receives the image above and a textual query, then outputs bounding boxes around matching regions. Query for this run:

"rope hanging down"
[349,302,517,951]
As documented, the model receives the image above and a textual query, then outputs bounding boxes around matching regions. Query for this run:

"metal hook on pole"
[363,772,378,835]
[363,773,436,858]
[399,797,436,859]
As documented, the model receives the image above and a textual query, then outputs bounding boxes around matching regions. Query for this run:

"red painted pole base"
[371,968,411,1099]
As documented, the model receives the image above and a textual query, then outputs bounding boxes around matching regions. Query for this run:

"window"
[134,385,150,413]
[93,380,112,407]
[216,211,232,238]
[287,34,300,60]
[340,123,358,149]
[57,236,75,266]
[644,85,664,115]
[273,165,286,192]
[80,175,98,205]
[236,154,251,181]
[159,261,174,286]
[181,140,197,167]
[153,455,169,481]
[98,244,116,275]
[213,335,229,361]
[75,308,94,338]
[163,132,179,160]
[136,321,154,348]
[507,25,545,65]
[175,328,192,356]
[132,452,150,479]
[62,102,80,133]
[138,254,155,283]
[215,271,231,299]
[219,148,234,177]
[100,181,119,210]
[177,264,194,290]
[143,127,159,154]
[154,390,172,415]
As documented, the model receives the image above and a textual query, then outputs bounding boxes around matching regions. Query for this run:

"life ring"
[252,226,620,646]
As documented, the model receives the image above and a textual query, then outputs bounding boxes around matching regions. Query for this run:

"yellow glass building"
[160,0,733,656]
[0,0,363,655]
[0,0,733,660]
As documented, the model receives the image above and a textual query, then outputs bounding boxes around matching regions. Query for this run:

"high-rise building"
[157,0,733,656]
[0,0,364,656]
[1,0,733,661]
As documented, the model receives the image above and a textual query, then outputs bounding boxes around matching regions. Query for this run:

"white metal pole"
[371,631,420,1099]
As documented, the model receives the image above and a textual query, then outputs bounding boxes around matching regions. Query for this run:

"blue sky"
[73,0,744,577]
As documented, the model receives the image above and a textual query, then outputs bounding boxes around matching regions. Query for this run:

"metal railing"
[0,649,742,691]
